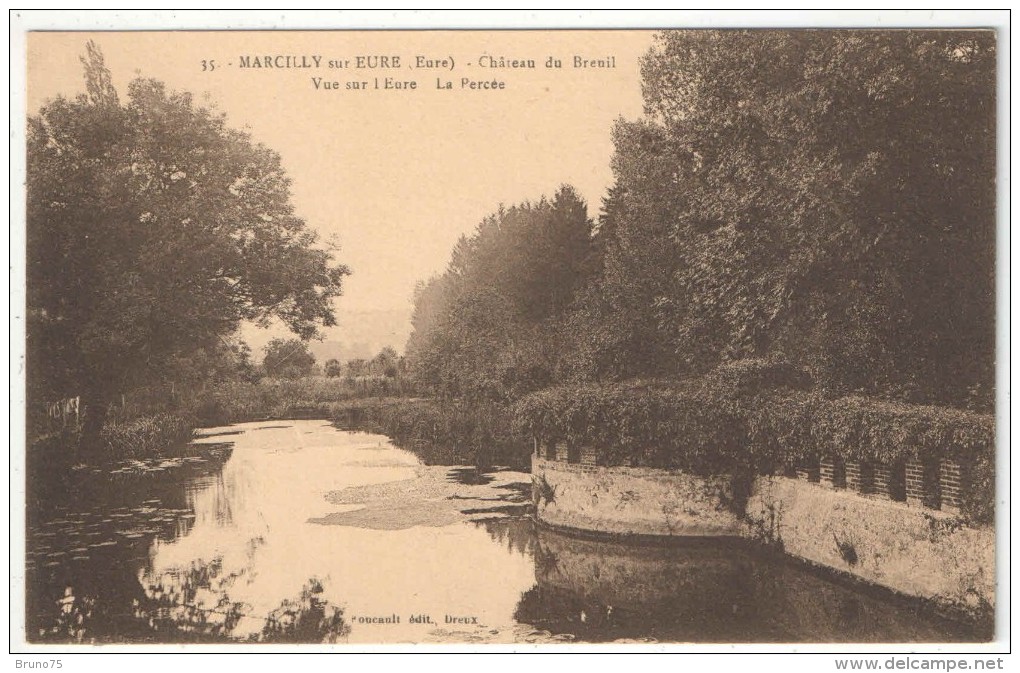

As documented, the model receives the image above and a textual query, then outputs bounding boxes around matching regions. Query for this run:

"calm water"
[25,420,978,644]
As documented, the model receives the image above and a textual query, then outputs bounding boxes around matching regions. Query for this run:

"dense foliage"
[406,31,995,412]
[394,31,997,520]
[27,43,350,455]
[331,398,528,469]
[99,413,195,460]
[261,338,317,380]
[585,30,993,405]
[513,366,995,522]
[406,186,597,400]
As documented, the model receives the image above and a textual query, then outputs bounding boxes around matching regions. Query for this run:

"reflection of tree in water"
[41,587,96,643]
[459,471,535,551]
[471,516,538,557]
[186,461,251,529]
[512,528,983,643]
[27,451,236,643]
[136,554,350,643]
[260,578,350,644]
[137,556,250,640]
[39,549,350,643]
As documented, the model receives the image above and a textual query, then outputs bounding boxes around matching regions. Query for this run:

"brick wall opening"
[821,455,847,489]
[940,458,962,513]
[887,460,907,501]
[845,460,864,492]
[795,457,820,483]
[905,457,941,509]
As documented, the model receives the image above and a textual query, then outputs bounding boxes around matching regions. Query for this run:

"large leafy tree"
[599,30,995,405]
[556,122,690,382]
[407,186,596,399]
[27,43,350,448]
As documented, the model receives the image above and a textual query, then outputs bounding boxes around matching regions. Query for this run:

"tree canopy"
[406,30,995,410]
[406,186,596,400]
[27,42,350,439]
[637,30,996,405]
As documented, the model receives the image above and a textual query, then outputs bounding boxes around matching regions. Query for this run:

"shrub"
[514,379,746,474]
[513,370,995,524]
[330,397,530,469]
[100,413,195,459]
[186,376,420,427]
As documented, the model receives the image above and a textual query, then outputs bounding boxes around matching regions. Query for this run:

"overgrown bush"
[513,379,747,473]
[746,392,995,508]
[514,363,995,523]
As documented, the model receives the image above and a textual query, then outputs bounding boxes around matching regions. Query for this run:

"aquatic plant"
[533,473,557,508]
[100,413,195,459]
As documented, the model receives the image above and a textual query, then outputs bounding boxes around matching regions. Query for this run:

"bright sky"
[26,30,653,351]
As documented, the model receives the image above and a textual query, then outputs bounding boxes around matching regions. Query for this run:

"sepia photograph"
[9,10,1009,657]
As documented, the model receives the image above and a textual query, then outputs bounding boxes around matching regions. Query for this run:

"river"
[25,420,978,644]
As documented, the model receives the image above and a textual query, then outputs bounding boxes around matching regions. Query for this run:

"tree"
[596,30,995,405]
[345,359,367,378]
[369,347,399,378]
[556,124,689,382]
[27,42,350,451]
[323,358,343,378]
[406,186,596,399]
[261,338,317,380]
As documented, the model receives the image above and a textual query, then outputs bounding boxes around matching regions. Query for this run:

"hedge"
[330,397,531,469]
[513,379,747,474]
[513,363,995,523]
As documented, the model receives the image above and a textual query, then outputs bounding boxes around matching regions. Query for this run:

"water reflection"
[26,420,983,644]
[27,444,233,642]
[137,559,349,643]
[497,523,980,642]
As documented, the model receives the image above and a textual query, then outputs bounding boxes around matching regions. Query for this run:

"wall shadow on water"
[474,517,985,643]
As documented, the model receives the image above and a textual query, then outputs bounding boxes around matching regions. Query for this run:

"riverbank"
[26,413,201,511]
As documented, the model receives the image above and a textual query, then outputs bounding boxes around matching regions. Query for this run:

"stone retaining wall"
[532,456,744,537]
[745,475,995,615]
[531,449,995,618]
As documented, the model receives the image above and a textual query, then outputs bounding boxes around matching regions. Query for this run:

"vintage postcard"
[10,11,1009,656]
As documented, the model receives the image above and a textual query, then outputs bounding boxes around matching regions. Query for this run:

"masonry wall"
[531,449,994,618]
[532,455,744,537]
[745,475,995,615]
